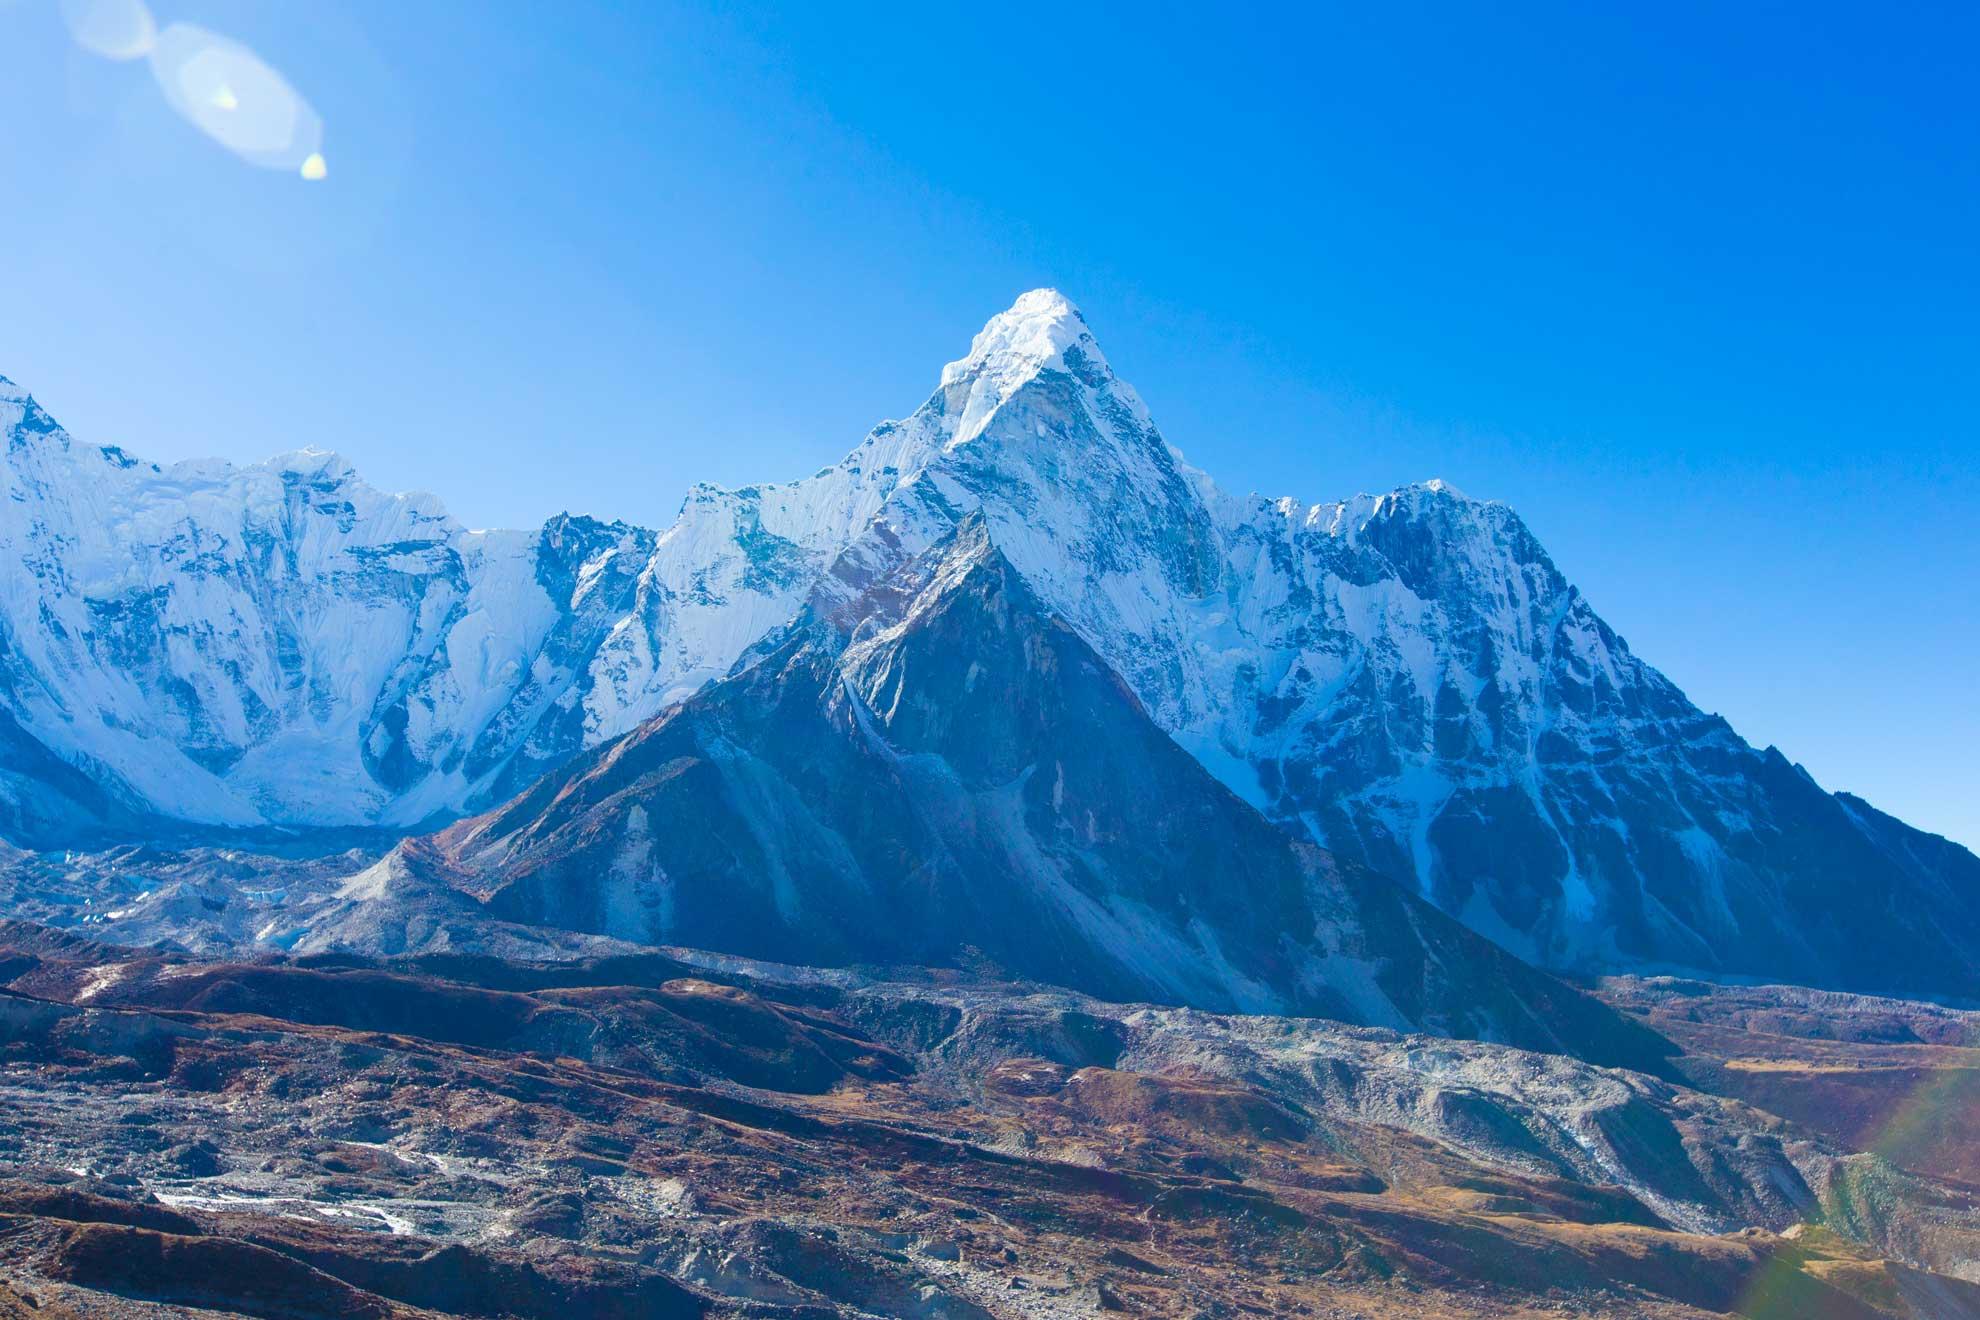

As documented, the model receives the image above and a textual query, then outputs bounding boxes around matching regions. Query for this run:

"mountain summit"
[2,293,1977,997]
[436,514,1667,1071]
[936,287,1116,444]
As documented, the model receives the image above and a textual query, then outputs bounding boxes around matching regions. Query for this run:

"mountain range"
[2,291,1975,998]
[429,515,1665,1070]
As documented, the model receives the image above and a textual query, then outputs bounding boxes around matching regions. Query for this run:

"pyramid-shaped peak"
[1004,286,1084,324]
[908,510,1018,600]
[930,290,1127,448]
[941,288,1108,390]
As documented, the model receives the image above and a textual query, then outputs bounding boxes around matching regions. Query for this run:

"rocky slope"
[1600,976,1980,1189]
[4,296,1977,995]
[4,922,1979,1319]
[433,518,1666,1070]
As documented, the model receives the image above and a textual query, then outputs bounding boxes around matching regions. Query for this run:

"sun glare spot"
[147,24,324,172]
[58,4,334,178]
[59,0,156,61]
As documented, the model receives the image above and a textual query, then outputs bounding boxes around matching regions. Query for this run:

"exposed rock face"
[3,294,1977,996]
[435,519,1669,1072]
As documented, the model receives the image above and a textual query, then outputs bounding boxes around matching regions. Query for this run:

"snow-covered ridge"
[4,295,1976,990]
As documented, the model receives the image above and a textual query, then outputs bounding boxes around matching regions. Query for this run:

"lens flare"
[59,4,332,182]
[59,0,156,61]
[147,23,323,172]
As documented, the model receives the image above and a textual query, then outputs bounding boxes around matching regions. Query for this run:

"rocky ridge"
[4,295,1977,996]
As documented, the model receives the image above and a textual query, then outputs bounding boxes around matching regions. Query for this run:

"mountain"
[3,296,1976,997]
[433,517,1667,1070]
[0,375,642,836]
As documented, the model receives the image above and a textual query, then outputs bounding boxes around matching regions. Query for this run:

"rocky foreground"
[1,920,1977,1319]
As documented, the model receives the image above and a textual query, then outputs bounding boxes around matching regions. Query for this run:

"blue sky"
[2,1,1975,847]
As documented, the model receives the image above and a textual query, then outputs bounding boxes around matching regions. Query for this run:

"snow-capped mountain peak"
[936,287,1118,446]
[262,446,362,480]
[4,293,1977,1000]
[944,287,1095,379]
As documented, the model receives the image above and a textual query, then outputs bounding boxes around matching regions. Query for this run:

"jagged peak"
[198,447,458,527]
[911,518,1062,640]
[263,446,358,479]
[1355,479,1494,525]
[821,511,1022,650]
[1252,478,1495,530]
[0,376,413,507]
[940,288,1103,389]
[932,288,1130,448]
[542,508,645,538]
[0,375,67,440]
[1358,478,1480,512]
[919,508,1003,581]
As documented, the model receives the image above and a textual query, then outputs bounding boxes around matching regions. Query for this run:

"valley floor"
[0,914,1977,1319]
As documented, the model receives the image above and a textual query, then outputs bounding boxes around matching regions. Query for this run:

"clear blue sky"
[2,1,1975,847]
